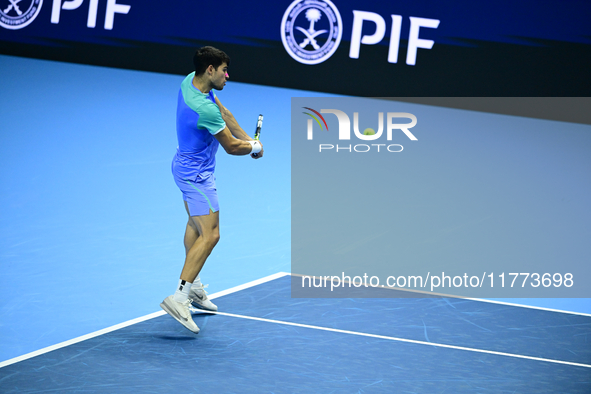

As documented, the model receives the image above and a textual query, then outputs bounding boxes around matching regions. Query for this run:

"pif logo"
[281,0,440,66]
[0,0,130,30]
[51,0,130,30]
[281,0,342,65]
[303,107,417,153]
[0,0,43,29]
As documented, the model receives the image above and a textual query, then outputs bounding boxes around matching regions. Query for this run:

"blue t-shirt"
[172,72,226,181]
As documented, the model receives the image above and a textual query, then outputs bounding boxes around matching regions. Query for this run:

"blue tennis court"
[1,54,591,392]
[1,273,590,393]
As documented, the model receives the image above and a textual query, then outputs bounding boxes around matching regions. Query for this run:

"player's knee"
[212,232,220,246]
[204,231,220,248]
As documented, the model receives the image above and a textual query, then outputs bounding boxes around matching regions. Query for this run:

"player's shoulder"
[181,76,219,116]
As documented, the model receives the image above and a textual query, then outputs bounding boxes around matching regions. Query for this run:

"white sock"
[173,279,192,303]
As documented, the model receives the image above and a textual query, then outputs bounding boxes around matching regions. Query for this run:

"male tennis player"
[160,46,263,333]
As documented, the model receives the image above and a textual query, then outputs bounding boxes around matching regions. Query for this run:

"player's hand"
[251,140,264,159]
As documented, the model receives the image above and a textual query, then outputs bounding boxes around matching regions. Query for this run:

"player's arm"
[215,97,252,141]
[214,126,263,157]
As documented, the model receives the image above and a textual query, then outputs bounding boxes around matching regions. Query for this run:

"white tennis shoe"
[160,295,200,333]
[189,283,218,312]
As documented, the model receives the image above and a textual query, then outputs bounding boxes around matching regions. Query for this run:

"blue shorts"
[173,172,219,217]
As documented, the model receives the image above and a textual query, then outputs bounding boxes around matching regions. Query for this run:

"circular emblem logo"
[0,0,43,30]
[281,0,342,65]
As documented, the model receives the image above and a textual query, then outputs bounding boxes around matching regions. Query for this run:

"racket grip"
[253,114,263,157]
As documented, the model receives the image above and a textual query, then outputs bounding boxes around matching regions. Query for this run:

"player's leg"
[183,211,219,311]
[184,217,199,255]
[180,209,220,282]
[161,175,219,333]
[181,210,218,310]
[181,215,218,309]
[160,212,218,334]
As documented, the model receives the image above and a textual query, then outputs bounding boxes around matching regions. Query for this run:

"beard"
[213,80,226,90]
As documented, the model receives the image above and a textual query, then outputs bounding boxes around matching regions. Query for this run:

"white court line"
[290,272,591,317]
[2,271,589,370]
[0,310,166,369]
[463,297,591,318]
[0,272,290,369]
[212,311,591,369]
[208,271,290,300]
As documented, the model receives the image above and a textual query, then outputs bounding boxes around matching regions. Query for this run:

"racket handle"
[253,114,263,157]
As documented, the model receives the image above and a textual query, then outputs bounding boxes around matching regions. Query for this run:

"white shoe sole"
[190,298,218,312]
[160,297,200,334]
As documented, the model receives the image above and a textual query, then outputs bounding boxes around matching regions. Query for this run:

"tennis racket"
[252,114,263,157]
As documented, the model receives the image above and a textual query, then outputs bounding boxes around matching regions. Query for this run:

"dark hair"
[193,46,230,76]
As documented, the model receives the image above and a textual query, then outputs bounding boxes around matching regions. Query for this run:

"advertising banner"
[1,0,590,96]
